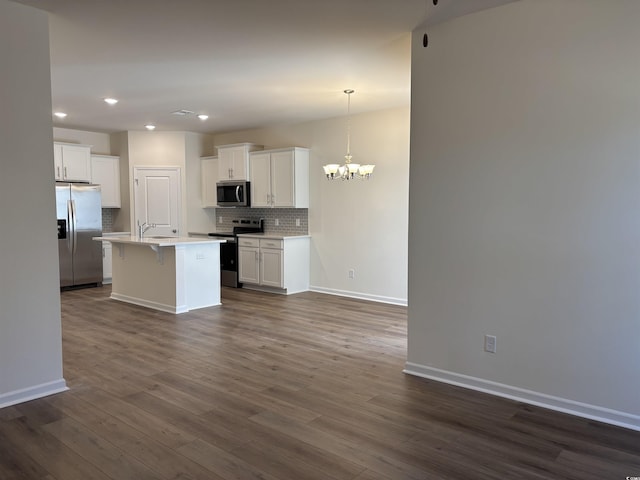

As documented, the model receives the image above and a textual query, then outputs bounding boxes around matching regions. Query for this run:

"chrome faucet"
[137,220,156,239]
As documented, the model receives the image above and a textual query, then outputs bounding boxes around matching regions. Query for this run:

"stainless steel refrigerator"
[56,182,103,288]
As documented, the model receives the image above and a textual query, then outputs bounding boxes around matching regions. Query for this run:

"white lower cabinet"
[102,241,113,284]
[238,236,309,294]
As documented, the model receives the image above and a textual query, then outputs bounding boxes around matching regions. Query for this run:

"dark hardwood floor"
[1,285,639,479]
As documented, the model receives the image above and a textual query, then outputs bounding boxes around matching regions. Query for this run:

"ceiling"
[11,0,518,134]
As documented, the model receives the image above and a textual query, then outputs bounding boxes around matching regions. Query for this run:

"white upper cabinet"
[91,155,121,208]
[249,147,309,208]
[216,143,262,181]
[54,142,92,182]
[200,156,218,208]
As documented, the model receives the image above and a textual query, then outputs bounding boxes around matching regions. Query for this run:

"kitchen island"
[95,236,226,314]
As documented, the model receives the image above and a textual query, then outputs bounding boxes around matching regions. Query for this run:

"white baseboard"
[309,286,407,306]
[110,292,187,314]
[0,379,68,409]
[404,362,640,432]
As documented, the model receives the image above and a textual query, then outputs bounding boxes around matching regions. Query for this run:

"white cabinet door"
[218,145,247,180]
[238,247,260,284]
[134,167,181,237]
[201,156,218,207]
[102,242,113,283]
[249,152,271,207]
[216,143,262,181]
[260,248,283,288]
[54,143,92,182]
[248,147,308,208]
[270,150,295,207]
[53,143,64,180]
[91,155,121,208]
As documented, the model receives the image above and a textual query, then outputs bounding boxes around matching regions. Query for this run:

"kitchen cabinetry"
[54,142,92,182]
[102,241,113,284]
[91,155,121,208]
[200,156,218,207]
[216,143,262,181]
[249,147,309,208]
[238,235,309,294]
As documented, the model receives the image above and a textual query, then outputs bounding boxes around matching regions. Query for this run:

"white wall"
[214,106,410,305]
[0,0,67,407]
[185,132,217,233]
[407,0,640,430]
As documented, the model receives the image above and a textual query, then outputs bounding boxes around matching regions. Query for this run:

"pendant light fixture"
[323,89,375,180]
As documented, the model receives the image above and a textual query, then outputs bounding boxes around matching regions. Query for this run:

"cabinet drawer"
[238,237,260,247]
[260,238,283,250]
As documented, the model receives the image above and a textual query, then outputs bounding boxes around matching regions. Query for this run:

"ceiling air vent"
[170,109,195,116]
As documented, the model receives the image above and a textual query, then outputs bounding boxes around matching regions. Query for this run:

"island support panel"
[110,242,221,313]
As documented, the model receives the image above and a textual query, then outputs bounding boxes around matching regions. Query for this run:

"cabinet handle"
[56,166,61,178]
[64,166,68,179]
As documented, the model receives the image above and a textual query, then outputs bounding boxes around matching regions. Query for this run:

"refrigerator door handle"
[69,199,77,255]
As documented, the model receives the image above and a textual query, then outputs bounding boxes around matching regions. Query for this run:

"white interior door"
[134,167,181,237]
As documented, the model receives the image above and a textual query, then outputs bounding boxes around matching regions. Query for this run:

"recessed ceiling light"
[104,97,118,105]
[54,112,67,118]
[145,124,156,131]
[197,114,209,121]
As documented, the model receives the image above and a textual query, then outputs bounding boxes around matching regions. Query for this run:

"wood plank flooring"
[1,285,639,479]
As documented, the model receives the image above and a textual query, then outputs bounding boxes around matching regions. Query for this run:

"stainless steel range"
[208,219,263,287]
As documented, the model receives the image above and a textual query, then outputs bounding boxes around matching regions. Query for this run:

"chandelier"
[323,89,375,180]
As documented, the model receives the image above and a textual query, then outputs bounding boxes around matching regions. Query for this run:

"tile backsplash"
[102,207,309,235]
[217,208,308,235]
[101,208,115,232]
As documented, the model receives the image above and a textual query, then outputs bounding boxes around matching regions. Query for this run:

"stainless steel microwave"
[216,181,250,207]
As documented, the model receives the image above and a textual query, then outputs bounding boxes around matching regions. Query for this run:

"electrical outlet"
[275,219,279,226]
[295,218,300,227]
[348,269,355,279]
[484,335,497,353]
[218,216,223,224]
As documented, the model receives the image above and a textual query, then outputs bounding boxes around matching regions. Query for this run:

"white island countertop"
[95,235,226,246]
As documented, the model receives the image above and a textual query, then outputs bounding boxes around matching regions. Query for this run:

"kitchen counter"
[94,236,226,314]
[95,235,224,247]
[236,233,311,240]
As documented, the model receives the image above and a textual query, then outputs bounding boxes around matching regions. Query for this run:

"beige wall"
[115,130,214,235]
[0,0,66,406]
[53,127,111,154]
[408,0,640,429]
[215,106,410,304]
